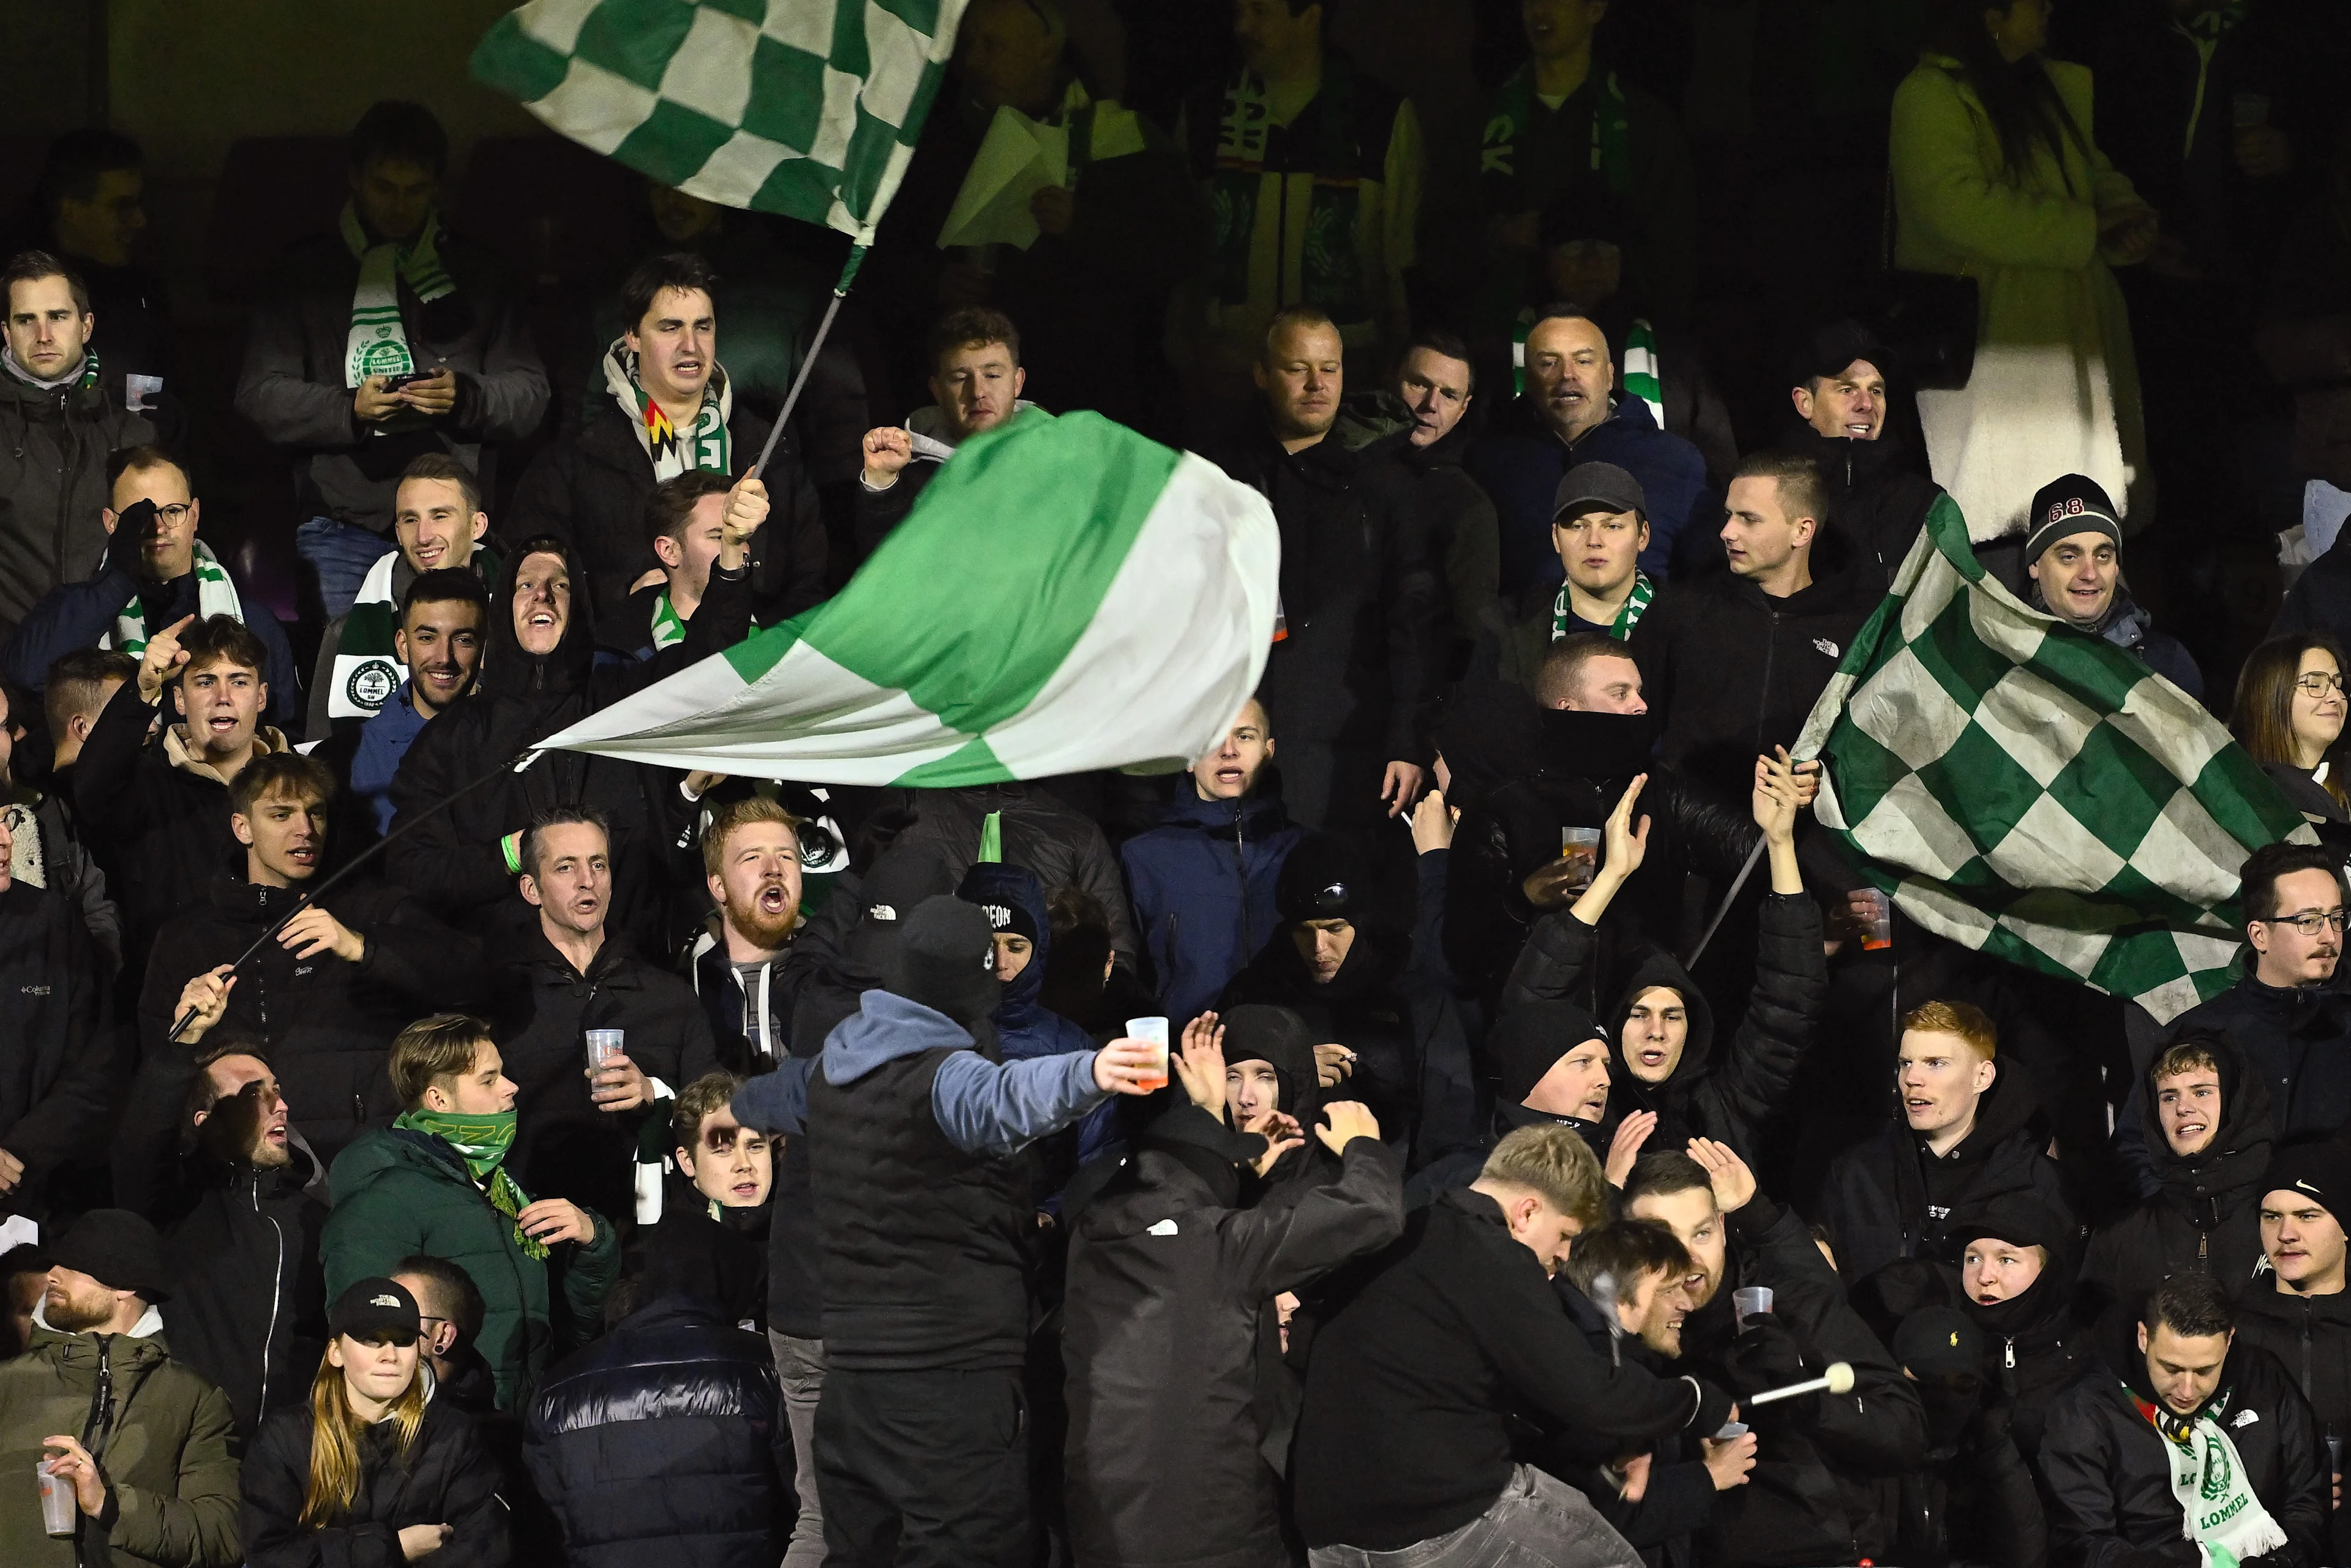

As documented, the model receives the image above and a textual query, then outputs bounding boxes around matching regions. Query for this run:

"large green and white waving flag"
[1796,493,2313,1024]
[539,410,1280,785]
[471,0,967,242]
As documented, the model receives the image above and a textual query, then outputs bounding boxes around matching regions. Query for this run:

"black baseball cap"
[1893,1306,1982,1379]
[330,1277,422,1345]
[1553,462,1648,523]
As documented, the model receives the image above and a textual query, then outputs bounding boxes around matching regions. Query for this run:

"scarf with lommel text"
[395,1108,548,1259]
[2129,1386,2289,1567]
[341,203,455,388]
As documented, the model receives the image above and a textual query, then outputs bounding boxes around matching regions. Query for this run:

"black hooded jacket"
[1502,890,1824,1165]
[1062,1104,1403,1568]
[1779,424,1944,590]
[2041,1315,2328,1568]
[138,863,486,1163]
[1629,562,1880,807]
[1666,1192,1929,1567]
[1442,696,1758,996]
[1819,1066,2073,1286]
[2083,1037,2274,1323]
[2236,1278,2351,1563]
[2117,974,2351,1186]
[386,539,750,955]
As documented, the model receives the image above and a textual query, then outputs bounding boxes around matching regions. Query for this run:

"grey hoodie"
[823,988,1108,1157]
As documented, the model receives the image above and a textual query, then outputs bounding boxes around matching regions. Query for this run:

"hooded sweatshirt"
[1820,1063,2073,1286]
[2082,1036,2274,1323]
[1505,891,1825,1166]
[1943,1191,2098,1462]
[386,538,750,952]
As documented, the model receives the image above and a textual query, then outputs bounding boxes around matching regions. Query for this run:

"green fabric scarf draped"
[340,203,456,388]
[395,1108,547,1259]
[1553,568,1653,642]
[1206,56,1372,323]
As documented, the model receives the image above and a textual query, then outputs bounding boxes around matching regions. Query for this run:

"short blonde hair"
[1480,1123,1611,1232]
[1901,999,1997,1061]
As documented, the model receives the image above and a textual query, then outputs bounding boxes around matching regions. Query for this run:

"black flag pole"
[746,246,864,481]
[165,747,544,1045]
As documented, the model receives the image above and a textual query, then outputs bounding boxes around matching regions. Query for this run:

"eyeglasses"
[2260,909,2349,936]
[2297,673,2345,696]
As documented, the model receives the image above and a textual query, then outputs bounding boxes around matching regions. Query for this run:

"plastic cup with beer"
[1126,1017,1171,1092]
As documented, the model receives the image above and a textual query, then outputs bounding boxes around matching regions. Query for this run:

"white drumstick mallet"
[1745,1361,1856,1405]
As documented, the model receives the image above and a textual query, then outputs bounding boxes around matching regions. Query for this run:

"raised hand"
[137,613,197,702]
[1687,1136,1758,1214]
[173,964,237,1043]
[1605,1110,1657,1187]
[1174,1013,1227,1114]
[861,426,913,487]
[1316,1100,1380,1152]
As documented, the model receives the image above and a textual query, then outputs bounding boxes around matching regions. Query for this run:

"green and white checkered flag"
[471,0,969,244]
[536,409,1279,786]
[1796,493,2314,1024]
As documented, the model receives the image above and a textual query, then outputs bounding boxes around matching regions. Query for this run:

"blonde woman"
[241,1278,507,1566]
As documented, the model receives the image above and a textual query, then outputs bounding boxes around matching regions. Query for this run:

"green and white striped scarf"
[342,203,455,388]
[1554,568,1654,642]
[327,541,502,727]
[605,338,732,482]
[104,539,242,656]
[1513,312,1664,431]
[650,591,686,651]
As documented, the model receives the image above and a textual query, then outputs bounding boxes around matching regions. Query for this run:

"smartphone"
[377,369,433,391]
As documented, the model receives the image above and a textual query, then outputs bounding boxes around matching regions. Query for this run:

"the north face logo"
[869,904,897,921]
[370,1293,401,1308]
[1813,638,1840,658]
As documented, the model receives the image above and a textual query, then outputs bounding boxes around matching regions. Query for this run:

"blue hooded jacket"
[1120,779,1302,1027]
[1466,391,1712,593]
[958,860,1123,1203]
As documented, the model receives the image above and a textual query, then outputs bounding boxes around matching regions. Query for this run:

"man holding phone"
[235,100,547,618]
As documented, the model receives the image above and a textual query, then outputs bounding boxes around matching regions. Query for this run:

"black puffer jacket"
[242,1389,510,1568]
[524,1295,791,1568]
[1502,891,1824,1165]
[1629,563,1880,807]
[2117,973,2351,1182]
[2041,1318,2328,1568]
[1819,1065,2073,1286]
[138,866,483,1162]
[0,365,151,634]
[503,397,826,640]
[1206,421,1439,773]
[1669,1192,1929,1567]
[1442,699,1757,997]
[2237,1280,2351,1564]
[0,877,108,1215]
[491,927,719,1223]
[1780,424,1943,590]
[1062,1108,1403,1568]
[386,539,746,955]
[2082,1035,2273,1323]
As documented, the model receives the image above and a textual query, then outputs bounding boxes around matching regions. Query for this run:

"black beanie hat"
[1221,1003,1319,1083]
[1277,834,1371,926]
[883,895,1001,1028]
[2023,473,2123,561]
[1490,1001,1608,1105]
[2267,1142,2351,1223]
[1790,318,1891,391]
[48,1209,172,1303]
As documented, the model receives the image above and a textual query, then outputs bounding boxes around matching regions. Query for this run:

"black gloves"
[1722,1319,1820,1428]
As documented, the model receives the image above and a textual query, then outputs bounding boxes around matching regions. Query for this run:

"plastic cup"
[1126,1017,1171,1092]
[1733,1285,1774,1330]
[1560,826,1602,888]
[39,1460,75,1536]
[1858,888,1893,951]
[585,1029,626,1075]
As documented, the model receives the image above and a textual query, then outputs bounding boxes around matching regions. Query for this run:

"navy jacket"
[3,556,302,732]
[1465,392,1711,594]
[524,1294,790,1568]
[1120,779,1302,1027]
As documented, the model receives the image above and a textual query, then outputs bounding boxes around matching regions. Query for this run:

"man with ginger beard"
[111,1035,329,1439]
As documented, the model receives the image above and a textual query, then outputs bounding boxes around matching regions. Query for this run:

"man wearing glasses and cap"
[2020,473,2202,700]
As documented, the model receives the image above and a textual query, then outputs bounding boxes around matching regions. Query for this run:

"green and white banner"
[539,410,1280,786]
[472,0,968,243]
[1797,493,2313,1024]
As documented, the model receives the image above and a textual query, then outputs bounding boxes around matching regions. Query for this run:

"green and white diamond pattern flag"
[471,0,968,242]
[539,410,1280,786]
[1796,493,2314,1024]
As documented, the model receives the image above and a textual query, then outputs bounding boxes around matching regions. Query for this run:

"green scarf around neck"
[394,1108,547,1259]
